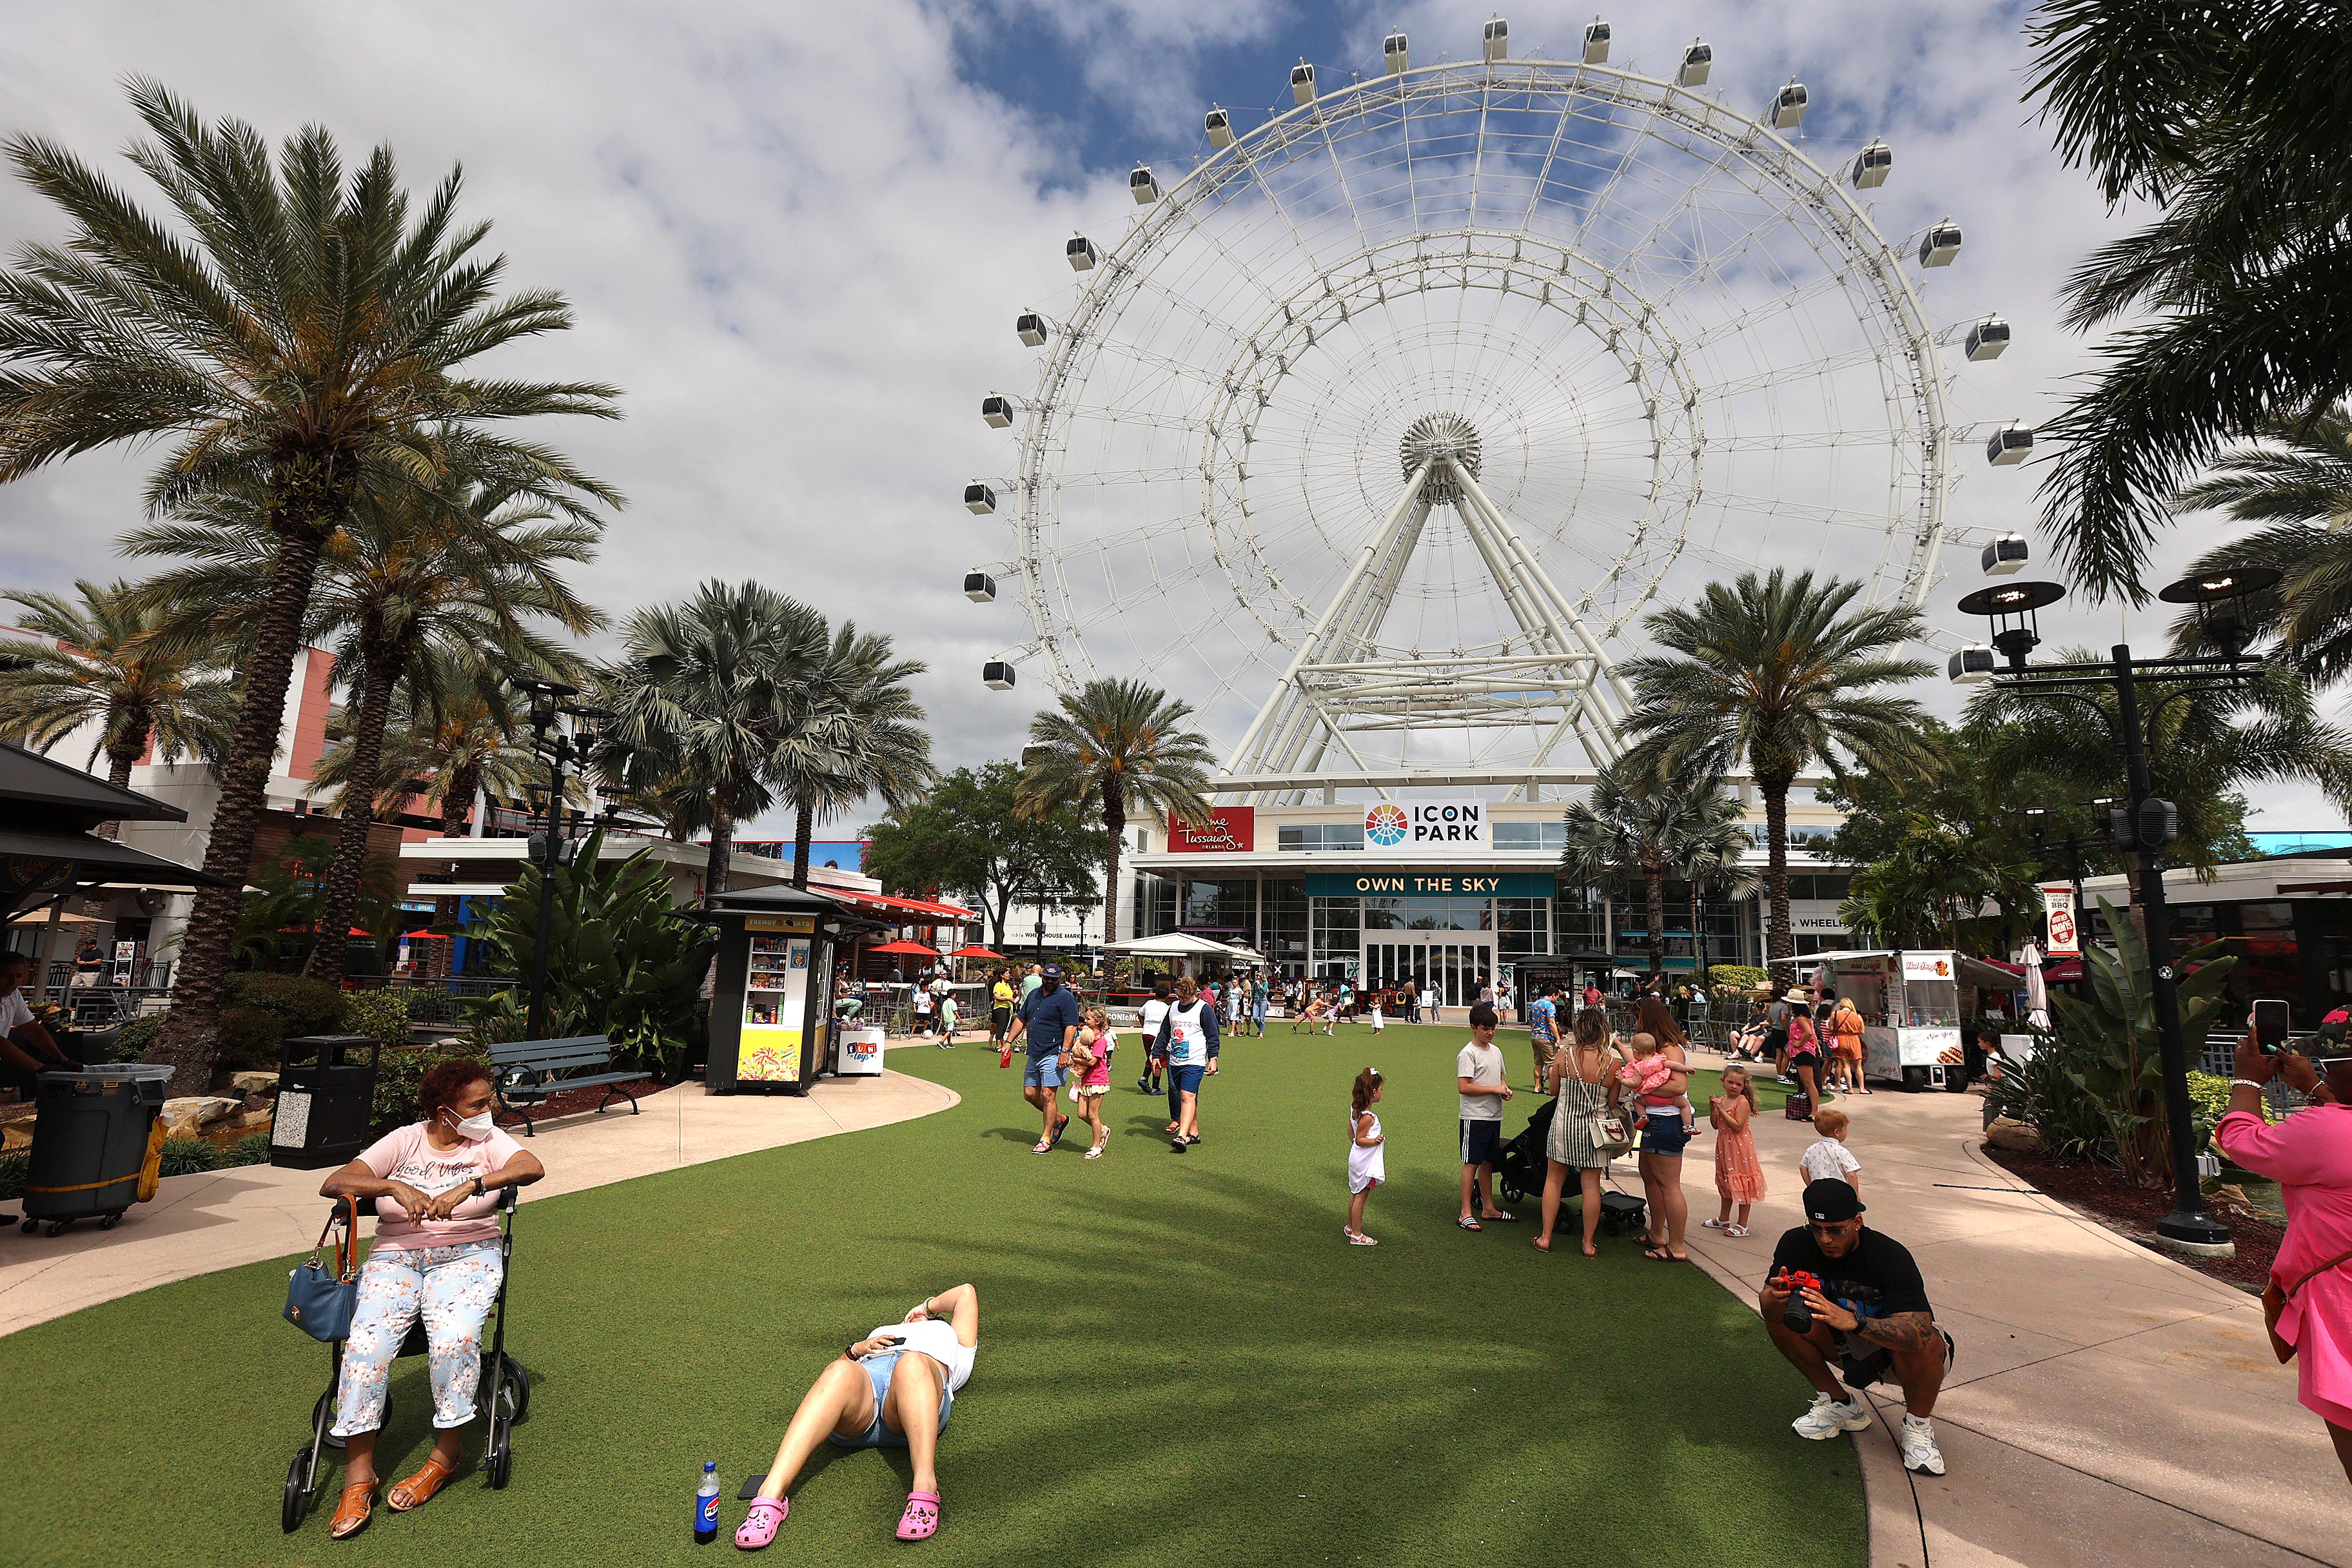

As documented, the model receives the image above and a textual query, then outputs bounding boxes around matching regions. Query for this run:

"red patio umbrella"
[949,944,1007,961]
[869,939,942,958]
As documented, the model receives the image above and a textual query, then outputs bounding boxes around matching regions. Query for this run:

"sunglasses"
[1806,1220,1860,1236]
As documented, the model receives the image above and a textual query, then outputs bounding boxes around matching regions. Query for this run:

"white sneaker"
[1791,1393,1871,1440]
[1899,1414,1946,1475]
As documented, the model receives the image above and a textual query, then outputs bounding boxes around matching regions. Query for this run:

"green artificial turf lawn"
[0,1024,1861,1567]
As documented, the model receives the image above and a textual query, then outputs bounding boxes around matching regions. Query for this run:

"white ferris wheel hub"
[977,44,2002,801]
[1400,413,1482,502]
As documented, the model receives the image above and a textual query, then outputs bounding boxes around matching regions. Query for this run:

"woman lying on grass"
[736,1283,980,1547]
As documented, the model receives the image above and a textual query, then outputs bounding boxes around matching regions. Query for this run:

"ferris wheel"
[968,21,2024,801]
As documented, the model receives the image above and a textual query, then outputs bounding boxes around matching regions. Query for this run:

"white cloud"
[0,2,2336,832]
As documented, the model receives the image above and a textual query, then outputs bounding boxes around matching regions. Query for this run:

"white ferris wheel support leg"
[1228,460,1437,801]
[1447,460,1636,717]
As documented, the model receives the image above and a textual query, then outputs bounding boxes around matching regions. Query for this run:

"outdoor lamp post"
[1956,566,2279,1252]
[518,678,612,1041]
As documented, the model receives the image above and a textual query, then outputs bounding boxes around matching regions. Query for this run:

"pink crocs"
[895,1490,941,1542]
[735,1496,787,1549]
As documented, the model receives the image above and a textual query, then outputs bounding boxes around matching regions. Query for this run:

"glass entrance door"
[1362,937,1497,1012]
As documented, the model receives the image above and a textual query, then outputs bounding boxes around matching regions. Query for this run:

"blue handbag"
[284,1197,360,1342]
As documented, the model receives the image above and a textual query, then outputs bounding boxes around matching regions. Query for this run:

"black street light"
[519,679,611,1041]
[1958,564,2280,1252]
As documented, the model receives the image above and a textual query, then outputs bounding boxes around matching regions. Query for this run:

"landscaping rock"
[159,1096,241,1139]
[235,1108,277,1132]
[0,1122,31,1152]
[230,1072,280,1097]
[1984,1115,2043,1153]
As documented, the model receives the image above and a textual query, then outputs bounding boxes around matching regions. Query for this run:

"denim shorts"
[1170,1063,1205,1095]
[1640,1109,1690,1157]
[831,1348,953,1449]
[1023,1054,1064,1088]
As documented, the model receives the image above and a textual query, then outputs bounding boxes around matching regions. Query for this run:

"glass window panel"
[2240,901,2295,933]
[1327,822,1364,850]
[1277,825,1308,850]
[1495,822,1542,848]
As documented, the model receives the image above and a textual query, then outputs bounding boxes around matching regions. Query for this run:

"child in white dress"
[1346,1067,1386,1246]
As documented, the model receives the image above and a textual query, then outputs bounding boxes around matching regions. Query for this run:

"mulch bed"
[494,1075,671,1130]
[1983,1144,2282,1289]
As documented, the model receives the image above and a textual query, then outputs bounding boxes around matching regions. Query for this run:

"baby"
[1617,1031,1697,1128]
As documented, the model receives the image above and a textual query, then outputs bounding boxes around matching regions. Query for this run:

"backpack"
[1783,1090,1814,1122]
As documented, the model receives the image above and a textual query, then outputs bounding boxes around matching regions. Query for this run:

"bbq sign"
[1364,799,1489,851]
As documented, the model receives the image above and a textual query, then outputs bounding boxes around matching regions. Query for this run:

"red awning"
[834,890,977,921]
[399,930,452,940]
[868,939,943,957]
[950,945,1006,960]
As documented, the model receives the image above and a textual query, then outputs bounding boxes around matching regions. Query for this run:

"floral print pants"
[331,1239,504,1436]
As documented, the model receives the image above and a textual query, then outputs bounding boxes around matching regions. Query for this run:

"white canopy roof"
[1105,932,1255,959]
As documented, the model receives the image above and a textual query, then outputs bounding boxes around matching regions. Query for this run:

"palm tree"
[1617,569,1934,990]
[133,473,603,977]
[2167,404,2352,683]
[774,622,933,890]
[2022,0,2352,598]
[1966,649,2352,874]
[603,582,827,897]
[0,82,620,1090]
[0,580,238,829]
[1017,678,1217,965]
[1559,766,1751,981]
[313,652,547,839]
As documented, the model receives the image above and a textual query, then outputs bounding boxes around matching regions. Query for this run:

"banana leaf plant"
[464,828,715,1081]
[2046,896,2236,1183]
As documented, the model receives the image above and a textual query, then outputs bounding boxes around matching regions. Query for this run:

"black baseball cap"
[1041,963,1063,980]
[1803,1179,1865,1223]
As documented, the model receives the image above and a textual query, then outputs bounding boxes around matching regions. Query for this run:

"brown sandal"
[386,1455,458,1512]
[329,1479,378,1539]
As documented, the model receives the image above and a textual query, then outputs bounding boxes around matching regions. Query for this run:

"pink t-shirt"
[355,1121,526,1251]
[1079,1026,1114,1088]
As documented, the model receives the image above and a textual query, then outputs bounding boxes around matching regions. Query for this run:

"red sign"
[1169,807,1254,853]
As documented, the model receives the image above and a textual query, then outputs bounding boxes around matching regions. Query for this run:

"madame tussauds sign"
[1363,799,1488,851]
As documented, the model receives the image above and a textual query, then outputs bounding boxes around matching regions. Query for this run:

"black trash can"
[20,1063,172,1235]
[269,1035,382,1170]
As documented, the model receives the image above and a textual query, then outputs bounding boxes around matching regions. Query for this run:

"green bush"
[0,1150,24,1201]
[223,972,346,1035]
[339,986,413,1047]
[1708,965,1770,993]
[215,1005,286,1073]
[2186,1069,2261,1151]
[113,1012,166,1059]
[1986,1030,2112,1164]
[371,1041,489,1137]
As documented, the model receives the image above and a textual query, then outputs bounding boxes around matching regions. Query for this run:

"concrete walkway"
[1666,1055,2351,1567]
[0,1064,956,1339]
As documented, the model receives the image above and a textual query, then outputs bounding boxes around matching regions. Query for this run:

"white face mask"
[444,1107,496,1142]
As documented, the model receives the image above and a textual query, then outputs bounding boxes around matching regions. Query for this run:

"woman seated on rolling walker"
[736,1282,980,1547]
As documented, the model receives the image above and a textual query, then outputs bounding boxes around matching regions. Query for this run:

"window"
[1495,821,1567,852]
[1179,878,1258,946]
[1311,896,1360,977]
[1267,879,1308,964]
[1277,821,1365,850]
[1498,896,1550,959]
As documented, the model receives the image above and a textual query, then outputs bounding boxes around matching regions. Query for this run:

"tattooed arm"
[1848,1310,1941,1356]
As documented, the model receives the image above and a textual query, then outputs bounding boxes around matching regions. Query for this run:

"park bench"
[487,1035,642,1137]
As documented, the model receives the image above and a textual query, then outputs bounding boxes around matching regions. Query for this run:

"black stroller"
[281,1190,531,1532]
[1495,1098,1556,1204]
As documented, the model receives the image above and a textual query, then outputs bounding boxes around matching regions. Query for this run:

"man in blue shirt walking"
[1010,963,1083,1153]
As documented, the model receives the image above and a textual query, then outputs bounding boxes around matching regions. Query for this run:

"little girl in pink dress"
[1704,1064,1767,1236]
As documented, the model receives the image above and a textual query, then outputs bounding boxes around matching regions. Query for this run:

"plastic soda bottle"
[695,1460,721,1542]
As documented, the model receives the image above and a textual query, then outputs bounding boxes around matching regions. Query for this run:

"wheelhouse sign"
[1363,799,1488,851]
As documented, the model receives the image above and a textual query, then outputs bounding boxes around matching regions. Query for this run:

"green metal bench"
[487,1035,641,1137]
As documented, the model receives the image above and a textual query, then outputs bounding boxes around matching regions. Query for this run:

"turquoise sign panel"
[1305,871,1555,899]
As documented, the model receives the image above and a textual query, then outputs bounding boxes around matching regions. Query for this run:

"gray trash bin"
[19,1062,172,1235]
[269,1035,382,1170]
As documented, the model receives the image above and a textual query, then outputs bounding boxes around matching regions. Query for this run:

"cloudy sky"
[0,1,2334,834]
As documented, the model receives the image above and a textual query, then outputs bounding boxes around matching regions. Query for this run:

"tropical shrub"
[111,1011,166,1059]
[215,1005,286,1073]
[1707,965,1770,993]
[0,1150,24,1200]
[463,828,714,1081]
[156,1131,271,1179]
[1986,1030,2110,1164]
[338,986,413,1048]
[223,973,346,1034]
[2041,897,2237,1182]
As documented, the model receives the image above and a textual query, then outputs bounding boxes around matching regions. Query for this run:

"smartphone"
[2253,998,2291,1053]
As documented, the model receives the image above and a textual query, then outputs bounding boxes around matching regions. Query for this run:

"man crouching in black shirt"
[1762,1179,1955,1476]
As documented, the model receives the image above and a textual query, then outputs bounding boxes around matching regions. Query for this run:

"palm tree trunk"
[440,761,480,839]
[150,519,334,1094]
[705,804,734,897]
[1763,783,1794,994]
[1645,865,1667,980]
[792,794,814,890]
[304,649,401,981]
[95,709,150,841]
[1101,777,1126,987]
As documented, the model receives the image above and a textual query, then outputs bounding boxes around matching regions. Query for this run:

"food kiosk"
[700,885,886,1094]
[1805,949,1965,1090]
